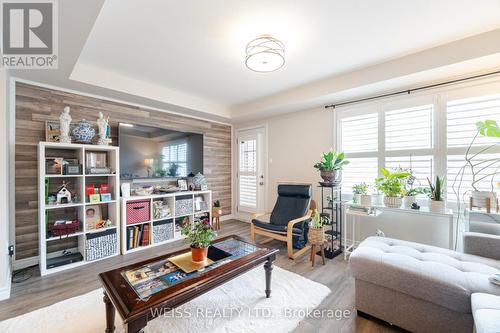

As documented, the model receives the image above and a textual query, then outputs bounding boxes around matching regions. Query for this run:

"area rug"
[0,266,330,333]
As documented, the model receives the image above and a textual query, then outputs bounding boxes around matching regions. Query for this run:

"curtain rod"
[324,69,500,109]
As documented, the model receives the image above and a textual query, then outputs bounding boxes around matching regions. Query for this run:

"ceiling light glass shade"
[245,35,285,72]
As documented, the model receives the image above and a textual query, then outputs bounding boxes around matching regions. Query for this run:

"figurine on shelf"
[97,112,111,146]
[56,182,72,204]
[59,106,72,143]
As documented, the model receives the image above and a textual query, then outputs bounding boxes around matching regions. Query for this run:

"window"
[339,102,434,194]
[446,93,500,202]
[162,142,188,176]
[337,81,500,205]
[239,139,257,208]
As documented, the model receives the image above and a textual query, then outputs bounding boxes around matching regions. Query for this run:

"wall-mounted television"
[119,123,203,180]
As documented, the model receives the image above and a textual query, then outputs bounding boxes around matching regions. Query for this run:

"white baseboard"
[0,264,11,301]
[12,256,39,271]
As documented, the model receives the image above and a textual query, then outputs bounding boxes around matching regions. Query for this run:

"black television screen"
[119,123,203,179]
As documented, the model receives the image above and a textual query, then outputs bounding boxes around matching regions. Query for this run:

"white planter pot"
[372,194,384,206]
[403,196,416,208]
[471,191,497,210]
[353,193,361,204]
[384,196,402,208]
[429,200,445,213]
[360,194,372,206]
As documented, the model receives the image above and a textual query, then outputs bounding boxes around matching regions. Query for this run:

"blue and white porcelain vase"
[72,119,95,143]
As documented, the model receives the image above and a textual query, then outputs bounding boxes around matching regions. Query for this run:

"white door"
[237,127,266,214]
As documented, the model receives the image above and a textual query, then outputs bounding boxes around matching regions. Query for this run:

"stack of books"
[127,224,150,250]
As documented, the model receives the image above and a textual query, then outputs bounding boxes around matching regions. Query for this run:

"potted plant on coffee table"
[181,219,216,263]
[375,168,411,208]
[426,176,445,212]
[313,149,349,185]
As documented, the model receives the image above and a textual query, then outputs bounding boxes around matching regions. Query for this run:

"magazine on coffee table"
[121,238,258,299]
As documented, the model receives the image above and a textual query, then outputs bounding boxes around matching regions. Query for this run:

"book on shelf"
[142,224,150,246]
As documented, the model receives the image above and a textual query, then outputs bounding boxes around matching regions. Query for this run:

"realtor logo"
[1,0,58,68]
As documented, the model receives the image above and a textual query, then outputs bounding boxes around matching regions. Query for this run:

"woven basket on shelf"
[308,226,325,245]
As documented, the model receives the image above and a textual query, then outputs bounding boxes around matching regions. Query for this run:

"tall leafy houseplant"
[375,168,411,208]
[453,120,500,247]
[313,150,349,184]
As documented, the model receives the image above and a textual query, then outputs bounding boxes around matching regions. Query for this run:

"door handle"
[259,182,264,186]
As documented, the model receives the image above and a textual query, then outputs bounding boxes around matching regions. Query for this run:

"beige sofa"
[350,234,500,333]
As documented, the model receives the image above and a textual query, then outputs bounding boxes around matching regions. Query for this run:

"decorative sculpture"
[59,106,72,143]
[97,112,111,145]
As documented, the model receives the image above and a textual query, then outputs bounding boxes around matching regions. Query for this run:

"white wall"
[0,69,11,300]
[234,107,333,217]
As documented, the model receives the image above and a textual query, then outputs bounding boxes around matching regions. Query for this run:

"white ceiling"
[11,0,500,123]
[75,0,500,110]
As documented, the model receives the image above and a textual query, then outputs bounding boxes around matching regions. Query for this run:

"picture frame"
[85,205,102,229]
[45,121,77,143]
[100,193,112,202]
[45,157,63,175]
[89,194,101,203]
[177,179,188,191]
[86,151,108,169]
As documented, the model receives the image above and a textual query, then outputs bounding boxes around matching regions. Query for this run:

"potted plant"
[352,182,371,206]
[375,168,411,208]
[453,120,500,212]
[181,219,216,263]
[308,209,328,245]
[427,176,445,212]
[313,149,349,184]
[402,187,424,208]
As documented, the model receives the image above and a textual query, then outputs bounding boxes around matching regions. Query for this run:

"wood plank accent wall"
[15,82,232,260]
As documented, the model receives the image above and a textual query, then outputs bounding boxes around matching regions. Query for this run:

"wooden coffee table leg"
[103,291,115,333]
[264,257,274,298]
[125,316,148,333]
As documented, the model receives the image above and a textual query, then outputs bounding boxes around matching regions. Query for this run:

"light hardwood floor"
[0,220,402,333]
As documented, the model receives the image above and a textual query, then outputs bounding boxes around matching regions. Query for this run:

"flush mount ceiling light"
[245,35,285,72]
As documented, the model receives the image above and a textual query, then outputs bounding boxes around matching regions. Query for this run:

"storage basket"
[175,198,193,217]
[85,228,117,261]
[126,199,151,224]
[308,226,325,245]
[153,219,174,244]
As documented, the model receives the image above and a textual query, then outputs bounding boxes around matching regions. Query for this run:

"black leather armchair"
[250,184,315,259]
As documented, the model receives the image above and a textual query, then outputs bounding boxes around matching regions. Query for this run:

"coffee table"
[99,235,278,333]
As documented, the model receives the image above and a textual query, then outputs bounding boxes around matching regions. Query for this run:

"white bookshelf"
[38,142,120,276]
[121,190,212,254]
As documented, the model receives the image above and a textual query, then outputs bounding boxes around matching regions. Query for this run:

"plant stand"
[318,184,343,259]
[310,243,326,267]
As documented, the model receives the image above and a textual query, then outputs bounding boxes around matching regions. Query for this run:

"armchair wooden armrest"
[286,209,313,259]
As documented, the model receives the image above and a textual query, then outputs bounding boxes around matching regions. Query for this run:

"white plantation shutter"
[239,139,257,208]
[385,104,433,150]
[339,102,435,195]
[341,113,378,153]
[340,112,378,193]
[446,93,500,202]
[385,155,434,188]
[342,157,378,193]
